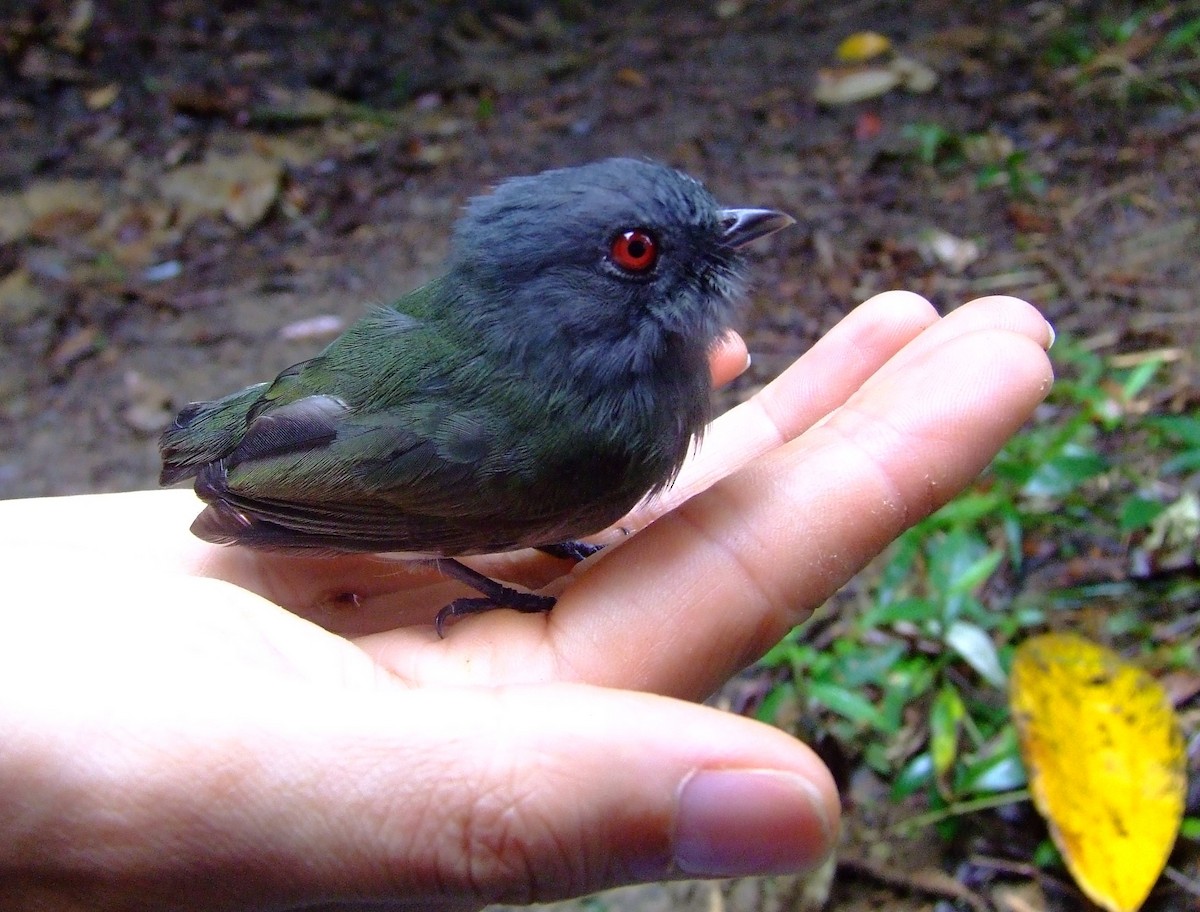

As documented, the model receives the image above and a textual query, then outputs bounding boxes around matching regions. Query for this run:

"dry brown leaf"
[160,153,282,229]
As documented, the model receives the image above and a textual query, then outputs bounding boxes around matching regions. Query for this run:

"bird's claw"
[435,592,557,638]
[536,540,604,562]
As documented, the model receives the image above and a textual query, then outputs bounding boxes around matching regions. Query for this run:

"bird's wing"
[190,375,550,554]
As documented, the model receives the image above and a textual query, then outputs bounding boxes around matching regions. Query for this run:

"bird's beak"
[719,208,795,248]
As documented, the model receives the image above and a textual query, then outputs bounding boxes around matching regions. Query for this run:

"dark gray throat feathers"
[440,276,719,494]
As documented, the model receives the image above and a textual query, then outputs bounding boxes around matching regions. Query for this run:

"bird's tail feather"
[158,383,268,485]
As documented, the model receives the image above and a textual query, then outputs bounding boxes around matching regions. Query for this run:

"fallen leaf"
[891,54,938,93]
[1135,491,1200,574]
[963,129,1015,166]
[813,66,899,105]
[836,31,892,63]
[0,269,54,331]
[29,205,101,242]
[49,325,101,372]
[254,85,341,123]
[993,880,1047,912]
[278,314,345,342]
[0,194,33,243]
[854,111,883,141]
[915,228,981,273]
[714,0,744,19]
[18,45,88,82]
[160,153,282,229]
[1007,202,1055,233]
[122,370,174,435]
[97,200,177,268]
[169,82,252,117]
[142,260,182,282]
[59,0,94,45]
[614,67,647,88]
[1010,633,1186,912]
[84,82,120,110]
[7,179,108,244]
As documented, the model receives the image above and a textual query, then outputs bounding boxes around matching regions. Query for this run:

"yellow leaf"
[836,31,892,62]
[1010,633,1186,912]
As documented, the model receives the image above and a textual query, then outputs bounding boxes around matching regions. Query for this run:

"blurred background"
[1,2,1197,910]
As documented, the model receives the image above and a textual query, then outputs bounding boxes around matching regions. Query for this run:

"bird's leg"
[433,558,556,637]
[536,540,604,561]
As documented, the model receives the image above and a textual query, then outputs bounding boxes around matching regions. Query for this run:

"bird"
[159,158,793,633]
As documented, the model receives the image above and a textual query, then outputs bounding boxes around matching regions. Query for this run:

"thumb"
[257,684,837,907]
[27,681,838,909]
[343,684,840,904]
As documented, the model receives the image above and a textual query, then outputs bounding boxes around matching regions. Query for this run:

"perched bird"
[160,158,793,633]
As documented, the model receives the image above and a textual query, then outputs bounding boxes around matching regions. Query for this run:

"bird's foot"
[536,540,604,562]
[433,558,556,637]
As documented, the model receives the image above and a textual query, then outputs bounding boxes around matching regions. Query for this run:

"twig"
[1162,865,1200,899]
[1060,174,1157,232]
[968,855,1080,901]
[889,789,1031,836]
[837,852,992,912]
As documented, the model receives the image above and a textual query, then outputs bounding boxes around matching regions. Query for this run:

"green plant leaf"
[902,122,957,165]
[957,728,1028,795]
[1023,443,1108,497]
[1119,360,1161,401]
[1163,16,1200,51]
[807,680,891,732]
[892,752,934,799]
[949,548,1005,596]
[1163,450,1200,474]
[863,595,940,627]
[1120,496,1167,533]
[1148,414,1200,448]
[930,684,965,779]
[835,640,908,687]
[945,620,1007,687]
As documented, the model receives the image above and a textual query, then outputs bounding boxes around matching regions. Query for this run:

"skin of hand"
[0,292,1053,912]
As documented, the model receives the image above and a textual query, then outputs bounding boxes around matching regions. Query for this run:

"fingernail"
[674,769,836,877]
[1045,319,1056,350]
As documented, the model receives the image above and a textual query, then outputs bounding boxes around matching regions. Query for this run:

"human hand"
[0,291,1053,911]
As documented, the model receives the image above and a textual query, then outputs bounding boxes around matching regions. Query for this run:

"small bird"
[160,158,793,633]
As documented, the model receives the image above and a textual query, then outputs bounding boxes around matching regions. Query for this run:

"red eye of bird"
[610,229,658,273]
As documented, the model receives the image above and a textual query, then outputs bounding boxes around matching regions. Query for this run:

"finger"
[859,294,1053,388]
[549,323,1054,696]
[709,330,750,388]
[616,290,940,533]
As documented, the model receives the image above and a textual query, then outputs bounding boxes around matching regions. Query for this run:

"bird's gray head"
[447,158,791,373]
